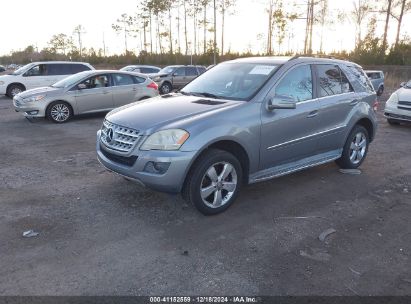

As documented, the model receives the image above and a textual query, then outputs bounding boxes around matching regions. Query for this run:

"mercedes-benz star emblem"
[106,128,114,143]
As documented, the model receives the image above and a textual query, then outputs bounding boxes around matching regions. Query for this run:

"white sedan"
[384,80,411,125]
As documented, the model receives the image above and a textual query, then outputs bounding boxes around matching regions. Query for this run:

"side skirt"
[249,149,342,184]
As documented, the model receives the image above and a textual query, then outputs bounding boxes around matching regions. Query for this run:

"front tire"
[46,101,73,123]
[336,125,369,169]
[183,149,243,215]
[159,82,172,95]
[7,84,25,98]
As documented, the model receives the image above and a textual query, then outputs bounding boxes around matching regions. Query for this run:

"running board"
[249,149,342,184]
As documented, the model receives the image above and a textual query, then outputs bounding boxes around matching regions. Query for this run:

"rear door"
[46,64,66,84]
[260,64,321,169]
[185,67,199,83]
[74,74,114,113]
[314,64,358,153]
[111,73,141,107]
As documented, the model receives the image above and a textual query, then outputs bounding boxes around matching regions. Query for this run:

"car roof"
[86,70,148,77]
[225,56,357,67]
[28,61,92,65]
[364,70,383,73]
[124,65,160,69]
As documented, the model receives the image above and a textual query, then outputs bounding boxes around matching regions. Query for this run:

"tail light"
[373,99,379,112]
[147,82,158,90]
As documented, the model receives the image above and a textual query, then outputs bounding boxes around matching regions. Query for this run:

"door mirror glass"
[267,95,297,111]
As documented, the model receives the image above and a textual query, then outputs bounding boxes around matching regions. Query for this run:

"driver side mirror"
[78,83,87,90]
[400,82,406,88]
[267,95,297,111]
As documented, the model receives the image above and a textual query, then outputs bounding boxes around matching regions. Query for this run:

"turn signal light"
[373,99,379,112]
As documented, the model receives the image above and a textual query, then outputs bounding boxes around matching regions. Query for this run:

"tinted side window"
[197,67,206,74]
[47,64,62,75]
[173,68,185,76]
[113,74,134,86]
[133,76,146,84]
[341,69,354,93]
[78,74,110,90]
[25,64,47,76]
[275,65,313,102]
[72,64,91,73]
[186,67,198,76]
[316,65,342,97]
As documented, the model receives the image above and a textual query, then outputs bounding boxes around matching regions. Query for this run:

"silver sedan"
[13,70,159,123]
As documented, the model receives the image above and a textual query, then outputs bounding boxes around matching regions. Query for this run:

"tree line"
[1,0,410,66]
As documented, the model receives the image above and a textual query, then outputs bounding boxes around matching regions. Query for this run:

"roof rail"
[289,54,348,61]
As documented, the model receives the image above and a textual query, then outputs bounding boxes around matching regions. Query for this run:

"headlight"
[0,81,4,85]
[141,129,190,151]
[24,95,46,102]
[153,77,161,82]
[386,93,398,104]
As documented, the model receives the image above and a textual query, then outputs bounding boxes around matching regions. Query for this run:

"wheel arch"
[355,117,375,142]
[182,139,250,193]
[6,82,26,95]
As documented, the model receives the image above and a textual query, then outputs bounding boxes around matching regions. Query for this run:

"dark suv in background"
[151,65,206,94]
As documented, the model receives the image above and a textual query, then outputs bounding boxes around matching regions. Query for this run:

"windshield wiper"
[185,91,222,99]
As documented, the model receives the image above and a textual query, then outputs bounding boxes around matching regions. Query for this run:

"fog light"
[144,161,171,174]
[26,110,39,115]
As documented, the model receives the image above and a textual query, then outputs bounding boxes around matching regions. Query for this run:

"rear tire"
[182,149,243,215]
[336,125,369,169]
[46,101,73,123]
[159,82,172,95]
[377,86,384,96]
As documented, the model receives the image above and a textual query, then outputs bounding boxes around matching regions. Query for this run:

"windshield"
[181,62,279,101]
[51,71,90,88]
[120,66,135,71]
[159,66,177,74]
[11,63,34,75]
[406,80,411,88]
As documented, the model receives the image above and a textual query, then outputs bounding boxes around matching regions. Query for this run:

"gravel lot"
[0,93,410,296]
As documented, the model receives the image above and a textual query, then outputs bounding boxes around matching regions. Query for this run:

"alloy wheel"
[50,104,70,122]
[200,162,238,208]
[349,131,367,164]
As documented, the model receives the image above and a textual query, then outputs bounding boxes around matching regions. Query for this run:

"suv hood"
[17,86,62,98]
[397,87,411,101]
[106,95,242,133]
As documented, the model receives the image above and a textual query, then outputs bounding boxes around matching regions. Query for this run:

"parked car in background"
[365,70,384,96]
[13,70,158,123]
[120,65,161,74]
[384,80,411,125]
[0,61,94,98]
[151,65,206,94]
[97,56,377,215]
[0,65,5,73]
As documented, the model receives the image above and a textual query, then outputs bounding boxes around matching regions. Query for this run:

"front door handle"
[307,110,318,118]
[132,87,137,91]
[349,99,359,106]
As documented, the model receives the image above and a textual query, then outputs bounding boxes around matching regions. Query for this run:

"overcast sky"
[0,0,409,56]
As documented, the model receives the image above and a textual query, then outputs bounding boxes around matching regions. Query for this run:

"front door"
[74,74,114,114]
[22,64,49,90]
[172,67,187,88]
[260,64,320,170]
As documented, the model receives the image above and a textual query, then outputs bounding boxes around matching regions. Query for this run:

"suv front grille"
[100,146,138,167]
[398,101,411,111]
[100,120,141,153]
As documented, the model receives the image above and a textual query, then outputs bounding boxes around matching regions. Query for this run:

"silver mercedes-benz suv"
[97,56,378,215]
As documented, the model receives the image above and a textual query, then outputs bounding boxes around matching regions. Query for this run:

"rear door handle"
[132,87,137,91]
[349,99,359,106]
[307,110,318,118]
[102,91,110,95]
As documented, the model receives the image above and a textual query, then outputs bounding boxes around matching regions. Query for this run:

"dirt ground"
[0,92,410,296]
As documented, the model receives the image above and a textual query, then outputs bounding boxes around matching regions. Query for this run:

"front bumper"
[96,130,197,193]
[384,102,411,122]
[13,96,46,117]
